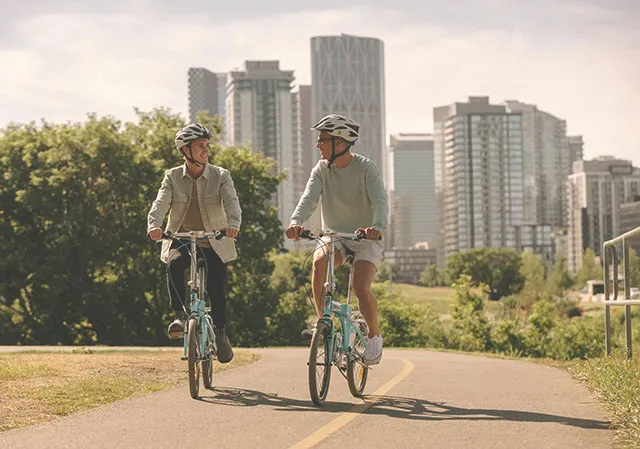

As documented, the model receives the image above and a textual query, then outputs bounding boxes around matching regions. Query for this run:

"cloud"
[0,3,638,165]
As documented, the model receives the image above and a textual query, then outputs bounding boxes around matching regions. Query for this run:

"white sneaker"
[362,335,383,365]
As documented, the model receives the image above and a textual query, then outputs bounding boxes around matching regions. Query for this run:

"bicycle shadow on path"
[195,387,610,431]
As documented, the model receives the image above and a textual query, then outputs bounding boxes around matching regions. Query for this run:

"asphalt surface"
[0,347,613,448]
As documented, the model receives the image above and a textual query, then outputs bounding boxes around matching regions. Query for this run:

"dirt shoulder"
[0,348,260,431]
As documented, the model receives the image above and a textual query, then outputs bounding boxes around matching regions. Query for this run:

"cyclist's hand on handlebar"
[356,227,382,241]
[224,227,239,239]
[285,224,304,239]
[148,228,163,241]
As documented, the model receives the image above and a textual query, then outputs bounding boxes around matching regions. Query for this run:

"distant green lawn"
[391,284,454,315]
[379,283,503,316]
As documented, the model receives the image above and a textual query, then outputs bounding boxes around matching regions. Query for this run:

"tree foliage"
[0,109,290,345]
[419,264,445,287]
[446,248,525,300]
[547,256,573,298]
[573,248,602,289]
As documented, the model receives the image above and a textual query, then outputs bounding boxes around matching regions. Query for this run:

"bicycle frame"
[164,230,223,361]
[312,231,369,369]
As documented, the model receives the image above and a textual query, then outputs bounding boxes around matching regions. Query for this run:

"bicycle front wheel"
[308,321,332,405]
[202,316,214,389]
[187,318,200,398]
[347,320,369,397]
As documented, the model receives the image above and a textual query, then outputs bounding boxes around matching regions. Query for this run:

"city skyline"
[1,0,638,166]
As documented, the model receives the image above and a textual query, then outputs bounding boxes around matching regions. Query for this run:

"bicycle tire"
[308,321,332,405]
[347,355,368,398]
[202,316,214,389]
[187,318,200,398]
[347,320,369,397]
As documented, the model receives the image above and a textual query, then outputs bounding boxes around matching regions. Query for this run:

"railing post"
[604,242,611,356]
[623,238,632,359]
[602,226,640,359]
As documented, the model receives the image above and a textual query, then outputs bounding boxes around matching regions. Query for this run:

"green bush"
[491,319,526,356]
[374,283,447,348]
[522,300,558,358]
[548,317,604,360]
[449,275,491,352]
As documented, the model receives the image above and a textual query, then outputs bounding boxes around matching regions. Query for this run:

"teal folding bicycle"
[162,230,226,398]
[300,229,379,405]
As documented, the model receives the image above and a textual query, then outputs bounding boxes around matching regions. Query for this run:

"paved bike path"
[0,348,612,448]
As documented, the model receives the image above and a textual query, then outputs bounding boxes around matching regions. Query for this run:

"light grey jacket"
[147,164,242,263]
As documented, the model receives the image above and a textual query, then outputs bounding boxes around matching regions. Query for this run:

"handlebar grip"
[300,229,313,239]
[355,230,382,241]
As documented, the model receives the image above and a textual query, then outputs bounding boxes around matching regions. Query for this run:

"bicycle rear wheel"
[187,318,200,398]
[347,320,369,397]
[308,321,332,405]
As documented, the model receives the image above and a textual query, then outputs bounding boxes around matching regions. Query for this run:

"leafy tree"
[446,248,525,300]
[449,275,491,351]
[573,248,602,289]
[376,260,401,282]
[511,251,548,313]
[0,114,172,344]
[0,109,289,346]
[520,251,545,288]
[547,256,573,297]
[159,142,286,347]
[419,264,445,287]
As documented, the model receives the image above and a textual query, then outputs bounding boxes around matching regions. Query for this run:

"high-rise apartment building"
[619,197,640,257]
[311,34,387,184]
[434,97,524,267]
[568,135,584,163]
[567,157,640,273]
[188,68,220,123]
[505,101,582,227]
[188,68,228,142]
[225,61,301,231]
[389,133,436,248]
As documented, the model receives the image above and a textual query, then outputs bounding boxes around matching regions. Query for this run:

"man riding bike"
[147,124,241,363]
[285,114,389,365]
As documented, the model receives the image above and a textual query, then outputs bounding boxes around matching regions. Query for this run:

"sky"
[1,0,638,164]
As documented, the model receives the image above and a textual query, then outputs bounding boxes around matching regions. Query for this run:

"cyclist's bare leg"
[352,260,380,337]
[312,247,343,316]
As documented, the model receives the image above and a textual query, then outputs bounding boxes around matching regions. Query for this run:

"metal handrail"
[603,225,640,359]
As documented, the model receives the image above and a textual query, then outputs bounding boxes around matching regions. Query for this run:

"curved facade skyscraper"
[310,34,387,184]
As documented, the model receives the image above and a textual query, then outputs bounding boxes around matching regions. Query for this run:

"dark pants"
[167,240,228,329]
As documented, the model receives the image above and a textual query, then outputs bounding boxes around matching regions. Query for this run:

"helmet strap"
[181,142,204,167]
[327,137,351,168]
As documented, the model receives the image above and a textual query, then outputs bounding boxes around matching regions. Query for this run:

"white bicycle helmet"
[174,124,212,151]
[311,114,360,143]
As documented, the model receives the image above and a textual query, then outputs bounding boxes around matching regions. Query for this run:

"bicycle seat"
[197,257,206,269]
[345,249,355,265]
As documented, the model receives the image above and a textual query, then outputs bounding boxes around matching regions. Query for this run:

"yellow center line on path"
[290,358,415,449]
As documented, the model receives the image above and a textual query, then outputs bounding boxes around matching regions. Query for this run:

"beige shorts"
[316,236,384,269]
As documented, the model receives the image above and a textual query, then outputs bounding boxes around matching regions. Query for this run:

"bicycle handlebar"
[161,230,228,241]
[299,229,382,241]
